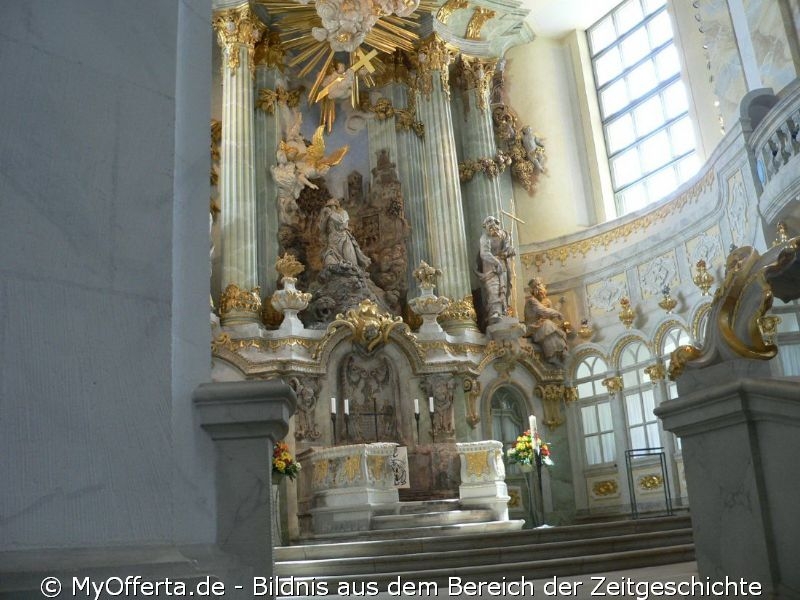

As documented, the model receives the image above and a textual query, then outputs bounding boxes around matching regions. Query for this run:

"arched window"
[620,341,657,449]
[575,355,615,466]
[490,386,527,470]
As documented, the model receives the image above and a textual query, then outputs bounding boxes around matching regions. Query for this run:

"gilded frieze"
[521,169,715,269]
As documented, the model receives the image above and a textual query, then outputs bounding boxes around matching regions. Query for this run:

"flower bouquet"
[272,441,301,482]
[506,430,554,467]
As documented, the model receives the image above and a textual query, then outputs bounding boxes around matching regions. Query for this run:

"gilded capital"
[213,5,266,74]
[644,363,666,382]
[438,295,477,324]
[455,56,497,112]
[601,375,623,394]
[413,35,456,100]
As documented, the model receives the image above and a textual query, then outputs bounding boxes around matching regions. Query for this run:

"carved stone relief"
[727,172,748,247]
[687,229,723,267]
[339,351,400,443]
[637,252,679,299]
[421,374,457,439]
[587,276,627,314]
[289,375,321,441]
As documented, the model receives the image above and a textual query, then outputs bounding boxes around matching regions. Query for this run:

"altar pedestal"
[456,441,511,521]
[304,443,399,535]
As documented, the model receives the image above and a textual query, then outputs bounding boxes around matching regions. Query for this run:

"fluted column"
[452,57,505,283]
[253,31,289,300]
[414,35,475,331]
[383,80,431,300]
[213,5,265,327]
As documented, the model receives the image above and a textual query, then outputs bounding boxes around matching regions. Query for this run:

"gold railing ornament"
[693,259,715,296]
[618,297,636,329]
[658,285,678,314]
[668,238,800,380]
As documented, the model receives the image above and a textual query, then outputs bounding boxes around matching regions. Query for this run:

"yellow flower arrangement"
[506,430,554,467]
[272,441,301,481]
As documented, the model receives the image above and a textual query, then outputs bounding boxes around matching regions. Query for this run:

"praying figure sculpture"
[319,197,371,270]
[477,215,515,324]
[524,277,568,366]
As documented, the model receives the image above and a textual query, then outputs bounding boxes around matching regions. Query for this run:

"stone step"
[277,544,695,592]
[277,514,691,559]
[276,528,693,578]
[292,519,524,546]
[370,509,495,530]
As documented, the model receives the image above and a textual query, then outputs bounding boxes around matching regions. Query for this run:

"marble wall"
[0,0,215,561]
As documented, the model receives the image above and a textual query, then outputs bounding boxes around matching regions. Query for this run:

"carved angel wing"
[306,126,348,169]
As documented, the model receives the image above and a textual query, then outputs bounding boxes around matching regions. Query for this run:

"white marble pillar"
[645,362,680,505]
[601,375,633,511]
[213,6,265,327]
[414,35,475,331]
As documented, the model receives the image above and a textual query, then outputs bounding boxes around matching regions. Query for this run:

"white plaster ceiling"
[524,0,625,38]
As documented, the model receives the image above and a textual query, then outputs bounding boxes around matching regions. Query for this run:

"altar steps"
[275,515,693,586]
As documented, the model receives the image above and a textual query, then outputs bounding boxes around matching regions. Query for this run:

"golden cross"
[352,48,378,74]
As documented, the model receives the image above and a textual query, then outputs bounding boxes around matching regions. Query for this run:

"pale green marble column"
[414,36,474,328]
[214,6,265,325]
[254,33,287,298]
[383,82,431,298]
[452,57,504,287]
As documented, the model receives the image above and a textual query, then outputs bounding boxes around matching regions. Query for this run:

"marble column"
[383,80,431,301]
[414,35,475,331]
[254,31,288,301]
[453,57,504,271]
[644,362,680,505]
[601,374,633,511]
[213,6,265,328]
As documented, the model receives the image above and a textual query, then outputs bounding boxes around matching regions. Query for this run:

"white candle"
[429,396,434,413]
[414,398,419,414]
[344,399,350,415]
[331,397,336,414]
[529,415,537,434]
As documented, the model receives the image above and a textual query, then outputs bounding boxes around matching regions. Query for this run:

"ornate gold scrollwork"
[438,295,477,324]
[413,35,457,100]
[463,377,481,428]
[465,451,490,477]
[256,86,303,114]
[219,283,262,316]
[592,479,619,497]
[317,299,408,356]
[638,474,664,490]
[534,384,571,429]
[644,363,666,383]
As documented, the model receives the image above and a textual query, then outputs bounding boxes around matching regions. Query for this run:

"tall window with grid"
[575,356,615,466]
[619,341,659,449]
[588,0,699,216]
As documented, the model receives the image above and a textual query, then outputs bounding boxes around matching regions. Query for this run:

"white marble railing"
[749,80,800,223]
[751,81,800,187]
